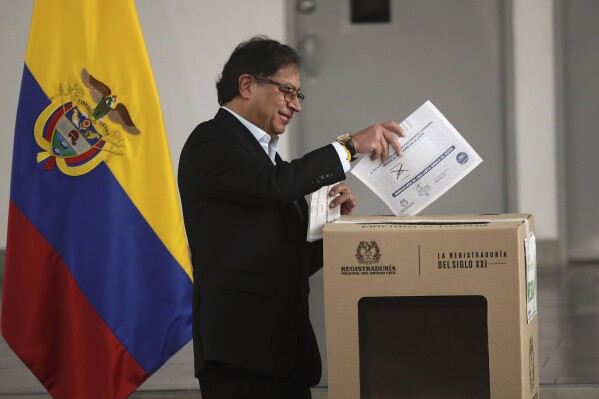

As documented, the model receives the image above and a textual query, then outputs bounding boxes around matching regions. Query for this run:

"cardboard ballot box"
[323,214,539,399]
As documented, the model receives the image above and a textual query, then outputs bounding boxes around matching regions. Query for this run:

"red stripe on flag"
[1,201,149,398]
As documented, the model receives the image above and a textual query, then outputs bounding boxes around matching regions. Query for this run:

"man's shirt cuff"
[331,142,351,173]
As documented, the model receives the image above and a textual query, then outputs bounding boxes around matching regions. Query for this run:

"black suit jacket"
[178,109,345,385]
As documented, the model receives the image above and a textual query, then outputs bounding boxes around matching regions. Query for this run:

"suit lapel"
[215,108,274,166]
[217,109,307,226]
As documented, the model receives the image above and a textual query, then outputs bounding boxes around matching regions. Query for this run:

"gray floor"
[537,264,599,385]
[1,264,598,398]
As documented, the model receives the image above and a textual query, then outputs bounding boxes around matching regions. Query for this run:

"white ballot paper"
[307,185,341,242]
[351,101,482,216]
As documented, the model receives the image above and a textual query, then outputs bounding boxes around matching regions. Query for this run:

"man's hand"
[351,121,406,163]
[328,182,355,215]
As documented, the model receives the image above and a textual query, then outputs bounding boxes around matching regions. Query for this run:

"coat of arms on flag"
[34,68,140,176]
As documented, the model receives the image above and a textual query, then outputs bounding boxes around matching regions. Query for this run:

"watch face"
[337,133,351,143]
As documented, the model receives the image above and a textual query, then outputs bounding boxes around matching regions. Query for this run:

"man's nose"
[289,96,301,112]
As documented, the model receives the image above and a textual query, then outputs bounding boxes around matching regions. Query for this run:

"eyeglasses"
[253,76,305,103]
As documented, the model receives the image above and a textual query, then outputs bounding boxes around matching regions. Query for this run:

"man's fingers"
[352,121,405,160]
[329,195,347,209]
[329,183,347,197]
[381,122,405,156]
[380,136,389,163]
[398,125,407,137]
[382,121,405,137]
[370,146,380,161]
[340,197,356,215]
[390,137,403,157]
[329,187,354,208]
[382,128,403,156]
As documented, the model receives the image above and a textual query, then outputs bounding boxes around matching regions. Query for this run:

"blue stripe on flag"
[10,66,192,374]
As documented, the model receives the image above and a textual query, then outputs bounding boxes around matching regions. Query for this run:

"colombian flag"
[1,1,193,398]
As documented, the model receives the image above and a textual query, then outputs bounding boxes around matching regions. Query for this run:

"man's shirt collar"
[222,106,279,164]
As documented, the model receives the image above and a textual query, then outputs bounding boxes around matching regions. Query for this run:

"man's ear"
[238,74,254,100]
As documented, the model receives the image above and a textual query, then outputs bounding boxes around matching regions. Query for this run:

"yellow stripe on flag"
[26,0,192,280]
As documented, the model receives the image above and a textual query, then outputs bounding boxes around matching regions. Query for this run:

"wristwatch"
[336,133,357,162]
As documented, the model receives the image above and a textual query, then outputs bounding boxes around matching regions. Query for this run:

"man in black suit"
[178,36,404,399]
